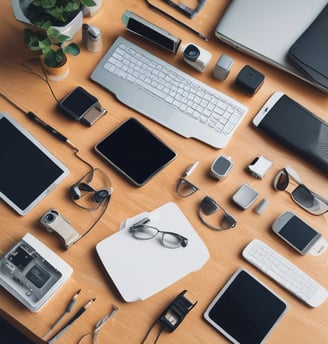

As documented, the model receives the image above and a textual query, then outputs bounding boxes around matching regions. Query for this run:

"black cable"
[141,319,158,344]
[154,325,164,344]
[21,62,60,103]
[75,196,110,243]
[141,321,165,344]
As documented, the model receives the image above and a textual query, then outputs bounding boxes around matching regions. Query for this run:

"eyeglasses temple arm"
[285,165,302,184]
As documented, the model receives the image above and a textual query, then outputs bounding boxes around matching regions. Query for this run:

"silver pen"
[184,161,199,177]
[93,305,119,343]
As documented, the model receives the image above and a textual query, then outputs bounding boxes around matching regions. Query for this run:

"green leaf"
[40,0,56,9]
[63,43,80,56]
[55,49,65,65]
[81,0,97,6]
[64,1,81,12]
[43,50,57,67]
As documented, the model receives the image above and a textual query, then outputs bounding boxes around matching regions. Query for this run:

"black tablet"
[95,118,177,186]
[0,112,69,216]
[204,268,288,344]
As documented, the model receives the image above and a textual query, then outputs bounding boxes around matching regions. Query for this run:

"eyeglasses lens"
[200,196,219,215]
[200,196,236,230]
[274,169,289,190]
[176,178,199,198]
[292,185,315,208]
[222,213,237,229]
[131,225,158,240]
[292,185,328,215]
[161,232,187,248]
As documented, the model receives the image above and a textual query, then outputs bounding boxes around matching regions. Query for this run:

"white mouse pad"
[96,202,209,301]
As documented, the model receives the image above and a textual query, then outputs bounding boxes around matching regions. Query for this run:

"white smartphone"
[253,91,328,173]
[272,211,321,255]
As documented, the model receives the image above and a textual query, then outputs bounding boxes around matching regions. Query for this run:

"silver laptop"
[215,0,328,92]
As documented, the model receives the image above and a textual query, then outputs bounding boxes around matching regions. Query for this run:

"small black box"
[235,65,264,95]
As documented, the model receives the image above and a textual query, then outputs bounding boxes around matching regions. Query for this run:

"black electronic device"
[272,211,326,255]
[253,91,328,173]
[58,86,107,126]
[159,290,197,332]
[95,118,177,186]
[121,10,181,53]
[204,268,288,344]
[160,0,206,18]
[235,65,264,95]
[0,112,69,215]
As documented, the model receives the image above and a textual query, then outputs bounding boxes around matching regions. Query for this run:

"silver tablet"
[0,112,69,215]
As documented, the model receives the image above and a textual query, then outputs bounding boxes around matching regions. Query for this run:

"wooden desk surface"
[1,1,328,343]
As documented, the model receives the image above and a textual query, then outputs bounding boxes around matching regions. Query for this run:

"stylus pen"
[144,0,208,41]
[47,298,96,344]
[184,161,199,177]
[50,289,82,330]
[0,92,78,150]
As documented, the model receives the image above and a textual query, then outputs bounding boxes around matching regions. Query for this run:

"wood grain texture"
[0,1,327,343]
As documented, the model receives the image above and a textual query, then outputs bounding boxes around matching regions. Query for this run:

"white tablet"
[204,268,289,344]
[0,112,69,215]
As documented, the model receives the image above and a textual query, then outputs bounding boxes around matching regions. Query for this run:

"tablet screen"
[95,118,177,186]
[0,113,69,215]
[204,268,288,344]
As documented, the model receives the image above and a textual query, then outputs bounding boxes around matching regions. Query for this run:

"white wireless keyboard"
[242,239,328,307]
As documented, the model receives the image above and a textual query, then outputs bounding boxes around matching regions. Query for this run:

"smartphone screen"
[274,213,320,254]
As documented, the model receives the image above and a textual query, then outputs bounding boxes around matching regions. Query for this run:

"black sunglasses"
[273,167,328,216]
[198,196,237,231]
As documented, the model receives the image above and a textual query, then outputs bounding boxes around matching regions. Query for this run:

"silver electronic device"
[40,208,81,249]
[215,0,328,93]
[91,36,248,149]
[0,233,72,312]
[122,10,181,54]
[272,211,327,256]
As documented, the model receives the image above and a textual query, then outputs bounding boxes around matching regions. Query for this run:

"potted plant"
[24,25,80,80]
[11,0,96,38]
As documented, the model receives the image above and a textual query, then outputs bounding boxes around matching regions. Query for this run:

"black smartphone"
[272,211,322,255]
[95,117,177,186]
[253,91,328,173]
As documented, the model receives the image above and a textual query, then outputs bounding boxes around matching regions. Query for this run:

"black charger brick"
[235,65,265,95]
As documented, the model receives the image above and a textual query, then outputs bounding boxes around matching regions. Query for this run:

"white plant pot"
[11,0,83,38]
[83,0,102,17]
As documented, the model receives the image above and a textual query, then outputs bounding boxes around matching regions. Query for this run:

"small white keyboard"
[242,239,328,307]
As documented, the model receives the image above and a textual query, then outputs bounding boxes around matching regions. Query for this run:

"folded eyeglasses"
[199,196,237,231]
[176,176,237,230]
[128,217,188,249]
[273,166,328,216]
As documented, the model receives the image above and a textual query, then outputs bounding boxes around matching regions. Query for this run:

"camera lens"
[184,44,200,62]
[44,213,55,223]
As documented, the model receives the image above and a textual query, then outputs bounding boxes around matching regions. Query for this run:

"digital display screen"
[204,269,288,344]
[59,87,97,120]
[95,118,176,186]
[0,114,68,215]
[280,216,319,251]
[127,18,175,52]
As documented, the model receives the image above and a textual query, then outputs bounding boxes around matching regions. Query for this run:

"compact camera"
[40,209,81,249]
[182,43,212,72]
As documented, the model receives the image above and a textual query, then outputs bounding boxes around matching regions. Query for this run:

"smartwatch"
[210,155,233,180]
